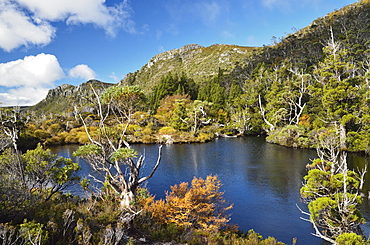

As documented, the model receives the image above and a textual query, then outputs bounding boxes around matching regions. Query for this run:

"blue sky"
[0,0,357,106]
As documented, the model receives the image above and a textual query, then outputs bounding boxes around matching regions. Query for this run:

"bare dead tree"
[288,68,310,125]
[258,94,275,132]
[74,85,162,209]
[0,107,28,189]
[0,106,28,152]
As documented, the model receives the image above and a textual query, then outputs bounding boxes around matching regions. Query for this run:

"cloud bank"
[0,1,55,52]
[0,0,135,51]
[0,54,96,106]
[0,53,64,106]
[0,53,64,88]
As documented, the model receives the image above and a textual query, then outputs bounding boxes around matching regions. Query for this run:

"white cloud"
[0,55,98,106]
[0,0,135,51]
[0,53,64,87]
[0,86,50,106]
[0,1,55,52]
[17,0,135,35]
[0,53,64,106]
[0,93,21,106]
[69,64,96,80]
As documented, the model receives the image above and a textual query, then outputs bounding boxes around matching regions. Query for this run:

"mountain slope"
[119,44,258,93]
[251,0,370,68]
[119,1,370,94]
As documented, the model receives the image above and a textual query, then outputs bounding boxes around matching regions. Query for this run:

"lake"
[50,136,370,245]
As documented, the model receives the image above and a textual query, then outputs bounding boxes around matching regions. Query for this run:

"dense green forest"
[2,0,370,244]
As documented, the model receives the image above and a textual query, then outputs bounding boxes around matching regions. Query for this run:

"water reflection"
[50,137,370,245]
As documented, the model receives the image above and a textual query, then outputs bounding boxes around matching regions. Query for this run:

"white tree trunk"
[120,191,135,208]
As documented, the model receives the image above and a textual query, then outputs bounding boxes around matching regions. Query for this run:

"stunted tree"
[299,127,366,243]
[100,85,146,124]
[156,94,191,126]
[74,85,162,209]
[0,144,81,221]
[168,99,212,134]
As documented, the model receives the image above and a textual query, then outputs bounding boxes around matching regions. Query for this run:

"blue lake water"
[50,136,370,245]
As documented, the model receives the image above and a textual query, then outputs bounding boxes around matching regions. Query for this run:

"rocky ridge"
[119,44,256,93]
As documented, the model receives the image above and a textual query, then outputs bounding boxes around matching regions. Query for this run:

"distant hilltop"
[119,43,256,94]
[31,80,113,114]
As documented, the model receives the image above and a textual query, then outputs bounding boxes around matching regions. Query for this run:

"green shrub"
[197,132,213,142]
[19,219,49,245]
[335,232,365,245]
[266,125,308,148]
[45,136,63,145]
[158,126,177,135]
[34,129,51,140]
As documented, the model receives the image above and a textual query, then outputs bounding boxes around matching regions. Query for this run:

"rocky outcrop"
[30,80,114,115]
[147,44,203,68]
[43,80,112,101]
[44,84,76,99]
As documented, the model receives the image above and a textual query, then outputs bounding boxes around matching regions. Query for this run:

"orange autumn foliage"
[148,175,233,233]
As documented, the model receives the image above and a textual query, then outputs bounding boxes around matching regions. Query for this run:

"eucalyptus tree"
[241,63,272,132]
[0,133,11,152]
[287,67,311,125]
[74,85,162,209]
[168,98,212,135]
[257,60,311,132]
[310,34,362,149]
[100,85,146,124]
[186,100,212,134]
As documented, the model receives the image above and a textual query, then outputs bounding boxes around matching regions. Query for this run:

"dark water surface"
[50,136,370,245]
